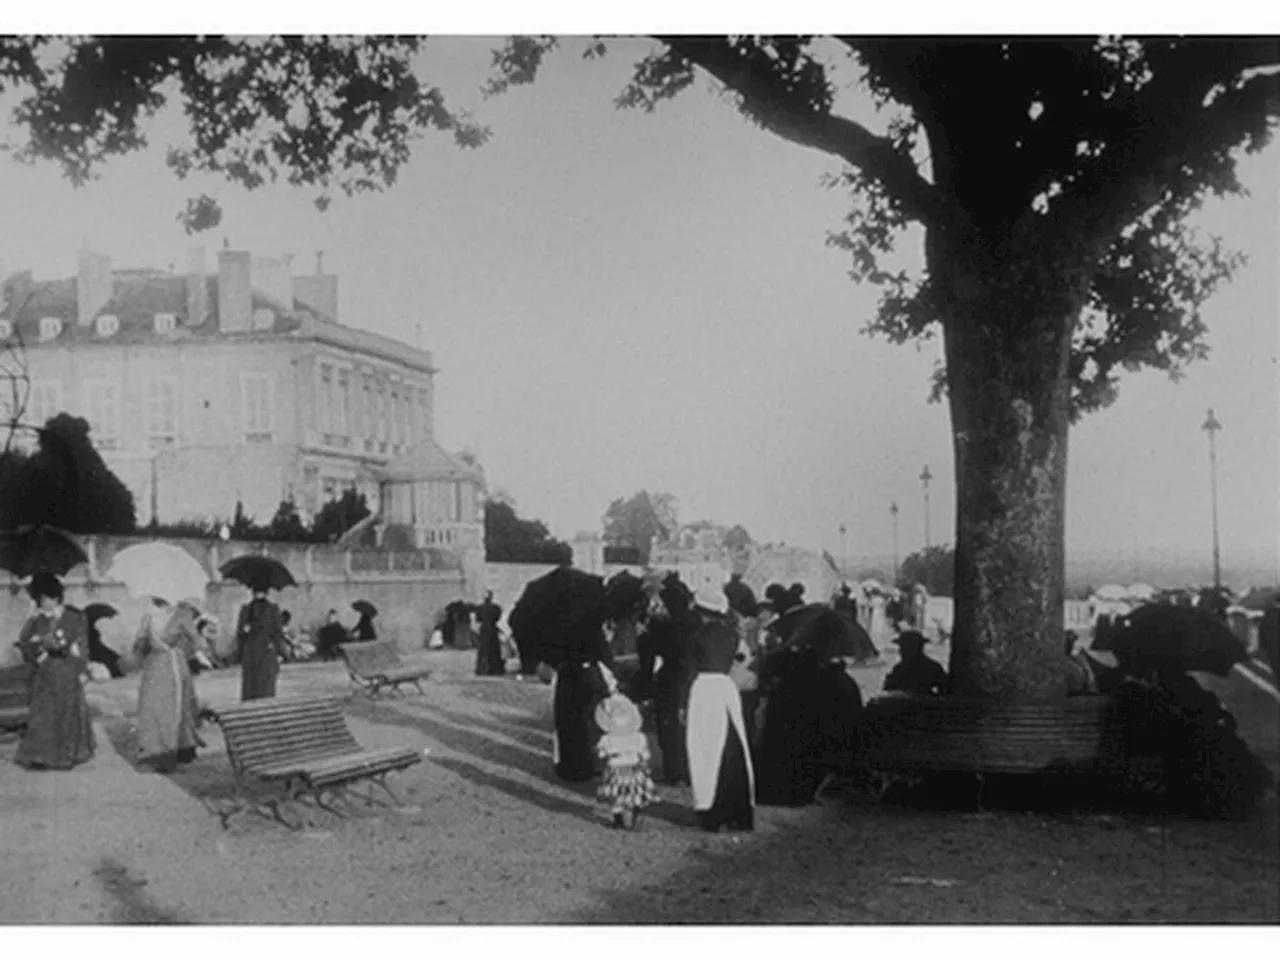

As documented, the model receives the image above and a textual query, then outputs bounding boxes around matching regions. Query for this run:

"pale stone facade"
[1,247,483,557]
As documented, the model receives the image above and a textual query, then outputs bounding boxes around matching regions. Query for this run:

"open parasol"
[108,542,210,604]
[219,554,298,592]
[1109,604,1249,677]
[509,566,608,667]
[352,599,378,618]
[0,524,88,578]
[605,569,647,620]
[771,602,879,661]
[83,602,119,625]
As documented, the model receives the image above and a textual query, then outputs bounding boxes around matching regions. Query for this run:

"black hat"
[893,630,928,647]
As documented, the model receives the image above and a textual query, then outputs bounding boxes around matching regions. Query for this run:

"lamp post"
[1202,408,1222,590]
[890,501,900,585]
[919,465,933,550]
[839,522,848,577]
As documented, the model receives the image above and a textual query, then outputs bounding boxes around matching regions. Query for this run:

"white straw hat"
[693,584,729,614]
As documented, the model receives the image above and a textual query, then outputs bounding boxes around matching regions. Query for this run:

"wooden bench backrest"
[860,694,1116,773]
[215,696,361,774]
[0,665,32,709]
[343,640,403,675]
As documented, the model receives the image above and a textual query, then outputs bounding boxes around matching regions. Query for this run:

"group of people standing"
[11,576,299,775]
[527,571,886,831]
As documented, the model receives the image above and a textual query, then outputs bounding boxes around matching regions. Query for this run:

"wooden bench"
[834,693,1124,803]
[207,696,425,829]
[0,665,32,738]
[341,640,432,698]
[859,693,1119,774]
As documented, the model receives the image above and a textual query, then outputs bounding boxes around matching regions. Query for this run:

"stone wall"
[1,535,470,667]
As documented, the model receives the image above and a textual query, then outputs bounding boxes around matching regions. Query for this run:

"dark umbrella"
[0,524,88,578]
[83,602,119,625]
[219,554,298,592]
[771,603,879,661]
[605,570,646,620]
[509,566,608,667]
[1109,604,1249,677]
[352,600,378,618]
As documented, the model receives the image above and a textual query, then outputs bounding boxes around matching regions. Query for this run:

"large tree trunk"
[938,243,1082,701]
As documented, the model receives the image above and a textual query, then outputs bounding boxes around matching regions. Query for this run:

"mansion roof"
[1,269,303,344]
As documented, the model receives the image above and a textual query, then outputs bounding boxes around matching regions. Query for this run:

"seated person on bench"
[883,631,951,696]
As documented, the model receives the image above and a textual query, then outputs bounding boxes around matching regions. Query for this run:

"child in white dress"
[594,692,659,829]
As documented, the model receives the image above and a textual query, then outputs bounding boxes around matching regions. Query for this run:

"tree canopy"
[601,490,678,561]
[484,497,572,564]
[0,412,137,533]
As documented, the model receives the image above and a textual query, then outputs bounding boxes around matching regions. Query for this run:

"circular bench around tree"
[859,692,1121,776]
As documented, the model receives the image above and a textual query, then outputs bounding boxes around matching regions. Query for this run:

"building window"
[335,370,350,437]
[85,380,121,450]
[0,319,12,340]
[147,377,178,445]
[27,379,63,430]
[362,379,373,451]
[242,374,273,441]
[38,316,63,341]
[317,365,331,434]
[376,383,388,444]
[390,388,402,447]
[95,315,119,337]
[153,312,176,334]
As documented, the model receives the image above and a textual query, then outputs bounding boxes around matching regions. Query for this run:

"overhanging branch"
[656,36,953,229]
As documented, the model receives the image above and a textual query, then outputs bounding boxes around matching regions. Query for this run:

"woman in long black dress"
[14,573,96,771]
[685,617,755,832]
[632,575,698,784]
[552,617,614,782]
[235,589,287,701]
[756,641,864,806]
[474,592,505,676]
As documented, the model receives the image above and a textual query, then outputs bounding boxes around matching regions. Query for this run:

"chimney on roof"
[293,266,339,324]
[217,249,252,332]
[186,247,208,327]
[252,255,294,311]
[76,246,113,327]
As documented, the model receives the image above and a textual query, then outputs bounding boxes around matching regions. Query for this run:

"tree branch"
[1077,67,1280,241]
[656,36,954,229]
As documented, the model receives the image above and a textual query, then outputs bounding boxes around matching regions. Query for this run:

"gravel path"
[2,649,1275,924]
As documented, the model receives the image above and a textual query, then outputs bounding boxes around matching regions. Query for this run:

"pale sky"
[1,32,1277,570]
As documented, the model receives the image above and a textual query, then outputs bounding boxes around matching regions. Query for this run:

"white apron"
[685,673,756,811]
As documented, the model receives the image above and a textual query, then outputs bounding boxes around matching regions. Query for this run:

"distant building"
[1,245,483,557]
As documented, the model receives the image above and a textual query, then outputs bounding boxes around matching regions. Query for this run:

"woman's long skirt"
[686,673,755,832]
[240,644,279,702]
[757,659,863,806]
[136,647,201,771]
[475,626,505,676]
[553,661,606,782]
[15,657,95,770]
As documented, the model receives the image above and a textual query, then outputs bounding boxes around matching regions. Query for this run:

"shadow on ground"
[93,857,190,925]
[569,793,1280,924]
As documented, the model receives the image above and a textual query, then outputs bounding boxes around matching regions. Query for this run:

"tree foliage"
[0,36,487,232]
[484,497,572,564]
[310,488,372,543]
[0,412,137,533]
[601,490,678,561]
[5,36,1272,410]
[898,543,955,597]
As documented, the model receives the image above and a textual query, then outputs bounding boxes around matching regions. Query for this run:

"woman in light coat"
[134,597,203,773]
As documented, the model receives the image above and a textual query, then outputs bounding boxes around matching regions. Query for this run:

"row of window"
[0,375,275,448]
[314,362,428,450]
[0,310,279,344]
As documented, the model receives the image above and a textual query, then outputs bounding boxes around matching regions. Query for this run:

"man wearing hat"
[883,630,951,696]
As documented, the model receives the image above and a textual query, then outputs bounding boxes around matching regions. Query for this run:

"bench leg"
[371,773,402,806]
[411,678,425,696]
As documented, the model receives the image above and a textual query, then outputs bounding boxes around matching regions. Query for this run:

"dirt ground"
[1,647,1276,925]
